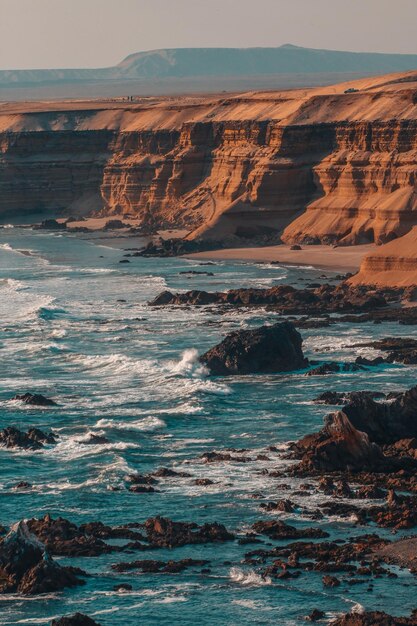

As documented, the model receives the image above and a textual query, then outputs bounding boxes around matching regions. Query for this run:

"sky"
[1,0,417,70]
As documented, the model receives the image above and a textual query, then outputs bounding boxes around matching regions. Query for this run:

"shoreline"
[186,243,375,272]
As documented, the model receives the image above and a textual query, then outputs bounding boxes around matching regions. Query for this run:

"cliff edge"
[2,70,417,255]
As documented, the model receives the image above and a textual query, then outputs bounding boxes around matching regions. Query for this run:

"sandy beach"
[187,243,375,272]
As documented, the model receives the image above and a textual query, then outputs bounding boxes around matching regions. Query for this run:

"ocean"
[1,226,416,625]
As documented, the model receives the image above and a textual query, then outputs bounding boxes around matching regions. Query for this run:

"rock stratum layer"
[2,71,417,275]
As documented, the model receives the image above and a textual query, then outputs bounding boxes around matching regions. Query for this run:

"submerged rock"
[0,521,85,595]
[306,362,364,376]
[306,608,325,621]
[200,321,308,375]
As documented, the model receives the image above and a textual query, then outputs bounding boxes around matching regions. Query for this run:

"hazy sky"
[1,0,417,70]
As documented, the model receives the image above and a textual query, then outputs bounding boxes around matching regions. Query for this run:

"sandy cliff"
[349,227,417,287]
[1,71,417,254]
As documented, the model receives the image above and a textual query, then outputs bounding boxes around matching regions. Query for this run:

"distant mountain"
[114,45,417,79]
[1,45,417,99]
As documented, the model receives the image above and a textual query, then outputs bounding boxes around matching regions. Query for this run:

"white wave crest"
[94,416,166,431]
[170,348,209,377]
[229,567,271,586]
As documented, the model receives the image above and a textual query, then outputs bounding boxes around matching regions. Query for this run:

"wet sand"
[187,244,375,272]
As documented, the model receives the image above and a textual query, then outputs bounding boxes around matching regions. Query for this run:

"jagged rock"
[322,574,340,587]
[342,386,417,444]
[51,614,101,626]
[200,321,308,375]
[12,393,57,406]
[144,516,234,547]
[0,426,57,450]
[293,411,384,472]
[0,521,85,595]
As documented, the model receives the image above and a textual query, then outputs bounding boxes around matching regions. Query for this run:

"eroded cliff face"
[1,71,417,247]
[282,120,417,245]
[349,227,417,287]
[0,130,114,215]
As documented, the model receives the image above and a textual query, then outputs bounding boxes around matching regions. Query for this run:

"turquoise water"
[1,227,416,625]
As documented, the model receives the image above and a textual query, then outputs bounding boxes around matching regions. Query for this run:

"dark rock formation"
[0,427,57,450]
[27,514,143,556]
[306,609,325,622]
[292,411,384,472]
[150,283,389,314]
[331,610,417,626]
[144,516,234,547]
[103,219,127,230]
[12,392,57,406]
[34,219,66,231]
[76,433,110,445]
[313,390,385,405]
[353,337,417,365]
[306,362,364,376]
[341,386,417,444]
[199,321,308,375]
[0,521,85,595]
[252,520,328,539]
[112,558,209,573]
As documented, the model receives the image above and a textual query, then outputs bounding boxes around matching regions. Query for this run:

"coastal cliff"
[349,226,417,287]
[1,71,417,250]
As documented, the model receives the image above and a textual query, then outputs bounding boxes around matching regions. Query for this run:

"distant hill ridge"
[2,44,417,86]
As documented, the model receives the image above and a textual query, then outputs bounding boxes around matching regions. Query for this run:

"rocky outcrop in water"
[0,522,85,595]
[0,427,57,450]
[200,321,308,375]
[149,283,389,314]
[143,516,234,547]
[27,514,143,556]
[292,412,384,472]
[12,393,57,406]
[331,611,417,626]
